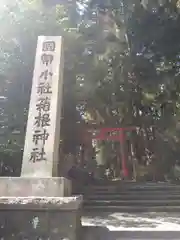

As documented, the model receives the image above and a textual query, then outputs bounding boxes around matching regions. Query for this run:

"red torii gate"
[84,127,136,178]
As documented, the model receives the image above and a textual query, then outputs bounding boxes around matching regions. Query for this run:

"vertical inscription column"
[21,36,64,177]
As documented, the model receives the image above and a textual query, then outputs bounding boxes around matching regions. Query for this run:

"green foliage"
[85,0,180,178]
[1,0,180,178]
[0,0,84,173]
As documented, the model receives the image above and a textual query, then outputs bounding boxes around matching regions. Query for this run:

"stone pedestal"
[0,177,83,239]
[0,36,83,239]
[0,196,82,240]
[0,177,71,197]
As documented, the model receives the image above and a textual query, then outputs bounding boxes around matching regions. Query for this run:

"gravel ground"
[82,212,180,239]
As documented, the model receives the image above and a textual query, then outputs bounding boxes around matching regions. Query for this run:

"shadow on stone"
[83,226,110,240]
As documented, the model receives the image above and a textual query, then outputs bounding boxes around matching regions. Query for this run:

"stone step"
[79,183,180,213]
[86,194,180,200]
[83,205,180,212]
[81,190,180,196]
[88,180,177,186]
[87,183,179,187]
[85,185,180,191]
[119,186,180,190]
[84,199,180,206]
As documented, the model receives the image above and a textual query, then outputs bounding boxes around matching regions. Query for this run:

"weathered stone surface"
[0,196,83,210]
[22,36,64,178]
[0,177,71,197]
[0,196,82,240]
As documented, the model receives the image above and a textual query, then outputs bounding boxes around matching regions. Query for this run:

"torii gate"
[83,126,136,178]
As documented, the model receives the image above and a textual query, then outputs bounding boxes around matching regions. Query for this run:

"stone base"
[0,177,71,197]
[0,196,83,240]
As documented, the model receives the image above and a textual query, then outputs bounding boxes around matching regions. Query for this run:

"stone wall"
[0,196,82,240]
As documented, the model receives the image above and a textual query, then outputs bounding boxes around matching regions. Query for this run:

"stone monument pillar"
[0,37,82,240]
[22,36,63,177]
[0,36,73,196]
[0,36,70,197]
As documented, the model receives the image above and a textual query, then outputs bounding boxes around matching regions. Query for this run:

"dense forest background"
[1,0,180,180]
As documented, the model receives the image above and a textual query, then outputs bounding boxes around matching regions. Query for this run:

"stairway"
[76,182,180,212]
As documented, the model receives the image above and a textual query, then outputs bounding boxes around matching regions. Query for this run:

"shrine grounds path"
[82,211,180,239]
